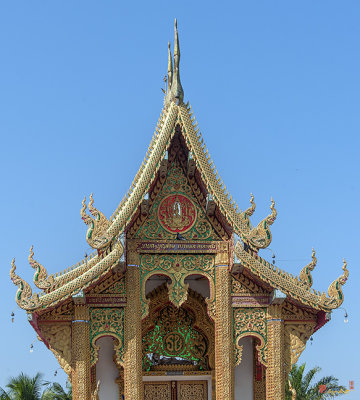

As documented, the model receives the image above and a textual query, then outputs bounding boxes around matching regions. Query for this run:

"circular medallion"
[163,332,185,355]
[158,194,197,234]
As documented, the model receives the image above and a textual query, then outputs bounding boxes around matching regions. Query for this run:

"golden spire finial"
[167,41,173,92]
[165,18,184,105]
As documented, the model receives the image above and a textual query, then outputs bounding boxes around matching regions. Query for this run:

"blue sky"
[0,1,359,397]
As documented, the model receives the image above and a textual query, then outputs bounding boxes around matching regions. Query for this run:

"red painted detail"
[158,194,196,234]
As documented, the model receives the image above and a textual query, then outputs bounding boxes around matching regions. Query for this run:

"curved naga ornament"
[81,194,112,249]
[29,246,55,290]
[240,193,256,229]
[10,258,40,310]
[325,259,349,308]
[246,198,277,250]
[299,249,317,287]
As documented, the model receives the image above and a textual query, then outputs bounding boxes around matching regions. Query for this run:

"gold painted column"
[72,303,91,400]
[266,305,285,400]
[124,264,143,399]
[214,260,234,400]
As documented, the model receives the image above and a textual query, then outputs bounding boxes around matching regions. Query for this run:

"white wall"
[234,337,253,400]
[96,337,119,400]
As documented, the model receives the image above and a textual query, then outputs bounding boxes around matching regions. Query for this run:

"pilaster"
[266,305,285,400]
[214,260,234,400]
[72,304,91,400]
[124,264,143,399]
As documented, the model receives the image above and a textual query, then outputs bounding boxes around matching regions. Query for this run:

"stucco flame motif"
[10,258,40,310]
[247,198,277,250]
[29,246,55,290]
[299,249,317,287]
[326,259,349,307]
[81,194,112,249]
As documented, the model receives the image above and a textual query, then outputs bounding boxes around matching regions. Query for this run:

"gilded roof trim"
[234,241,348,312]
[12,241,123,311]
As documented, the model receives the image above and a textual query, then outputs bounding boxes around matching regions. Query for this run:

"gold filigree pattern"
[144,284,215,371]
[178,381,208,399]
[284,323,316,375]
[234,241,348,311]
[39,241,123,310]
[233,308,267,366]
[142,304,209,370]
[144,382,171,399]
[215,266,233,400]
[266,307,285,400]
[89,308,124,366]
[87,272,125,295]
[134,162,220,241]
[124,265,143,399]
[40,324,72,376]
[231,274,271,296]
[72,305,91,400]
[139,253,215,318]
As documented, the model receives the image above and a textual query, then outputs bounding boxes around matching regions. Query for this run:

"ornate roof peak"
[165,19,184,106]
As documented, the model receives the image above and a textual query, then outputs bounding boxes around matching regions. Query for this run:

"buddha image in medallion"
[158,194,197,234]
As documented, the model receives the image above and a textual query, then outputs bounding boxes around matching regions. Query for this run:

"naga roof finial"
[246,197,277,250]
[29,245,55,290]
[81,194,112,250]
[10,257,40,310]
[326,259,349,308]
[165,19,184,105]
[299,248,317,287]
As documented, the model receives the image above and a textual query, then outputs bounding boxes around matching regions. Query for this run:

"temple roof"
[10,20,348,314]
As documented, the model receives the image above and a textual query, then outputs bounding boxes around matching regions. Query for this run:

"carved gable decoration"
[87,273,125,296]
[134,161,220,241]
[142,285,215,372]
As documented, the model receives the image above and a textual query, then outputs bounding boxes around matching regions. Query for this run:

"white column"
[234,337,254,400]
[96,337,119,400]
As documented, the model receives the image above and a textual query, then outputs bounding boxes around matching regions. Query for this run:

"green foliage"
[42,382,72,400]
[286,363,347,399]
[0,374,71,400]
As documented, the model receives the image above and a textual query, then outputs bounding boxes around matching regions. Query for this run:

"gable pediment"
[127,133,227,242]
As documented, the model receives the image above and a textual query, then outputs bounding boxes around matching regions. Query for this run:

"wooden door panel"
[144,382,172,400]
[143,380,208,400]
[177,380,208,400]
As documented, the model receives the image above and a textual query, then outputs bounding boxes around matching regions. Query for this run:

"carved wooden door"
[144,382,172,400]
[143,380,208,400]
[177,380,208,399]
